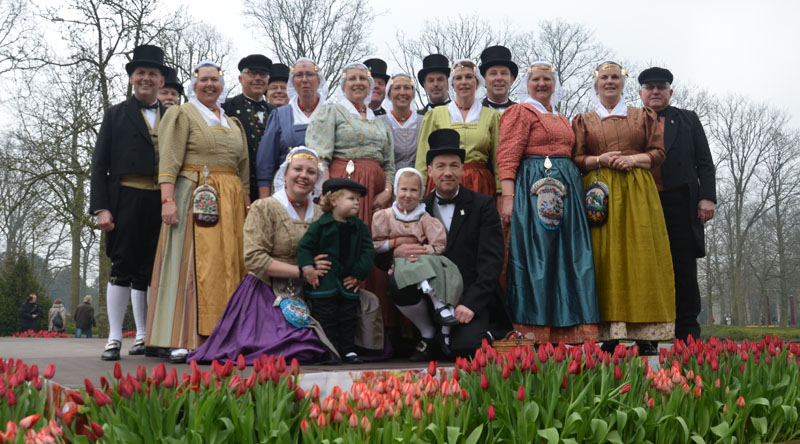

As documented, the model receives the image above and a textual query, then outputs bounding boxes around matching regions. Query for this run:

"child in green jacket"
[298,178,374,364]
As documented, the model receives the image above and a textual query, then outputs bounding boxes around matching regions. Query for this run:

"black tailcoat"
[89,96,165,216]
[423,187,512,351]
[222,94,275,201]
[659,106,716,258]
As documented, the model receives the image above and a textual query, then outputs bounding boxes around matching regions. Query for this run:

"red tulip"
[412,401,423,420]
[44,364,56,379]
[237,354,246,371]
[568,360,581,375]
[480,373,490,390]
[309,404,320,419]
[620,384,630,394]
[614,365,622,380]
[517,386,526,401]
[428,360,437,377]
[714,378,721,389]
[84,378,95,394]
[163,371,176,388]
[502,365,511,379]
[647,397,655,408]
[19,414,41,429]
[693,387,702,398]
[4,420,18,442]
[290,358,300,375]
[300,419,309,433]
[113,362,122,380]
[349,413,359,428]
[361,416,372,434]
[487,405,496,421]
[222,359,234,378]
[90,422,105,438]
[737,396,746,408]
[310,384,321,402]
[374,404,385,419]
[561,375,567,389]
[332,410,344,424]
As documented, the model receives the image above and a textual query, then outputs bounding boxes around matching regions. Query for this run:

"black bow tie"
[138,100,159,110]
[245,97,268,109]
[437,196,457,205]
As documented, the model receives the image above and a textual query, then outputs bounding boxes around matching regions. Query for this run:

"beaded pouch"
[192,166,219,227]
[584,170,609,226]
[530,157,566,230]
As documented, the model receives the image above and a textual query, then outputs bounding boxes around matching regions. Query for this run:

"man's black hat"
[479,45,518,78]
[323,178,368,196]
[417,54,451,85]
[126,45,169,76]
[270,63,290,83]
[238,54,272,73]
[363,58,390,82]
[426,129,465,165]
[163,66,184,95]
[638,67,673,85]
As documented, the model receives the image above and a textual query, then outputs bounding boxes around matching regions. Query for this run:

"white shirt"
[434,187,460,231]
[142,106,157,129]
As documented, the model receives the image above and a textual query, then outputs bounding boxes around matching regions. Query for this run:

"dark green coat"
[297,213,373,299]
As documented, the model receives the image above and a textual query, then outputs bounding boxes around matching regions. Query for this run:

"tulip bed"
[2,336,800,443]
[11,330,69,339]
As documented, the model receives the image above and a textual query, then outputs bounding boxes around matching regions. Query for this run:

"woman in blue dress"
[256,58,328,197]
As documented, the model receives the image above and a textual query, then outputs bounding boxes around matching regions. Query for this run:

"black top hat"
[637,67,674,85]
[363,58,390,82]
[269,63,290,83]
[417,54,451,85]
[479,45,518,78]
[126,45,168,76]
[322,178,368,196]
[238,54,272,72]
[162,66,184,95]
[426,129,465,165]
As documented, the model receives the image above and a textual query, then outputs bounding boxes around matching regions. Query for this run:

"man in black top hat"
[388,129,511,360]
[364,58,389,116]
[479,45,517,113]
[90,44,168,361]
[266,63,290,107]
[158,66,183,108]
[222,54,275,202]
[638,67,716,344]
[417,54,451,116]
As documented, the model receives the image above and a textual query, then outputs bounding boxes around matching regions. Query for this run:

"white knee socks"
[130,288,148,340]
[395,301,435,339]
[106,283,130,343]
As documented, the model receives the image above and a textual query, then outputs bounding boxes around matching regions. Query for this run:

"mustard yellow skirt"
[147,168,247,350]
[584,167,675,341]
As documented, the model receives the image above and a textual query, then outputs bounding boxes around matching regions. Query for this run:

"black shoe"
[101,340,121,361]
[128,338,146,355]
[635,341,659,356]
[435,332,452,358]
[342,352,363,364]
[434,306,459,326]
[409,338,434,362]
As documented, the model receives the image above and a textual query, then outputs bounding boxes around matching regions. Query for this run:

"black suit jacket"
[89,96,165,216]
[222,94,275,201]
[423,187,510,331]
[659,106,716,257]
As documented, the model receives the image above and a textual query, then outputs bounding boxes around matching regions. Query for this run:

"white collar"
[290,95,325,125]
[337,96,376,121]
[274,189,314,223]
[448,99,482,123]
[384,109,419,129]
[523,97,558,115]
[594,100,628,119]
[391,201,427,222]
[189,98,230,129]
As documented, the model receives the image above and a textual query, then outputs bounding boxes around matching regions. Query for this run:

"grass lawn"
[701,324,800,341]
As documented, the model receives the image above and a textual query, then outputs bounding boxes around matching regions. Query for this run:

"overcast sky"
[190,0,799,125]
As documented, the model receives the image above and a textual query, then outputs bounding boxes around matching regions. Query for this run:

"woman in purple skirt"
[188,147,336,364]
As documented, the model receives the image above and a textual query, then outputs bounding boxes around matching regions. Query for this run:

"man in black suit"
[364,58,389,116]
[479,45,517,113]
[222,54,274,202]
[638,67,716,342]
[389,129,511,360]
[157,66,183,108]
[417,54,451,116]
[90,45,168,361]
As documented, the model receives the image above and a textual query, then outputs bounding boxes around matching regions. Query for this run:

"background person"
[572,61,675,355]
[147,61,249,363]
[19,293,42,332]
[498,62,599,344]
[158,66,183,108]
[417,54,451,116]
[479,45,518,113]
[638,67,716,343]
[377,73,421,170]
[256,58,328,197]
[266,63,290,107]
[364,58,389,116]
[74,295,96,338]
[48,298,67,333]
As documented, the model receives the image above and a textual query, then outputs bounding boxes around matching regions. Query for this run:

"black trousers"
[660,187,702,341]
[388,276,490,357]
[106,186,161,291]
[310,293,359,356]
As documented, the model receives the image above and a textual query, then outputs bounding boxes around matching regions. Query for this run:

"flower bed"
[2,336,800,443]
[11,330,69,339]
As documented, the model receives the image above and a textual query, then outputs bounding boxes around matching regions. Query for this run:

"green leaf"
[696,404,710,436]
[606,430,623,444]
[464,424,483,444]
[562,411,583,436]
[616,410,628,431]
[710,421,730,438]
[446,426,461,444]
[750,417,768,435]
[537,427,559,444]
[563,439,578,444]
[689,433,706,444]
[590,418,608,441]
[674,417,690,443]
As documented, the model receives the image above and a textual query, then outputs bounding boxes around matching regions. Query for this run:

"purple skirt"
[188,274,330,365]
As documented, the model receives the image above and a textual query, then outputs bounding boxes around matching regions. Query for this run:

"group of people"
[88,42,715,365]
[19,293,95,337]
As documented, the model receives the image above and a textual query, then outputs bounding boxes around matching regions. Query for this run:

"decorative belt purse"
[272,278,310,328]
[192,166,219,226]
[584,169,609,226]
[530,157,566,230]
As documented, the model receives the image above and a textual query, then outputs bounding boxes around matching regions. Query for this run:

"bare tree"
[0,0,44,75]
[243,0,376,98]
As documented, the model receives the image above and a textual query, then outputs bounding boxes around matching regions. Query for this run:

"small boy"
[297,178,374,364]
